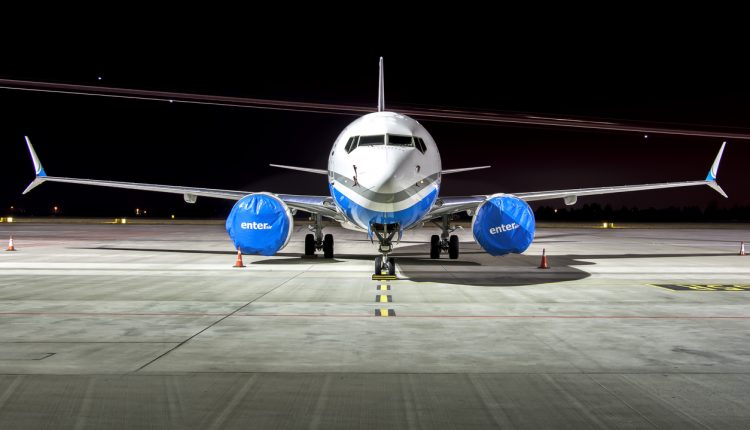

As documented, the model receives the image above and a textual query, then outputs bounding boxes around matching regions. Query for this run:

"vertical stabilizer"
[377,57,385,112]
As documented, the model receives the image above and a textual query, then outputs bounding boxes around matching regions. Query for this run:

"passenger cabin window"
[358,135,385,146]
[387,134,414,147]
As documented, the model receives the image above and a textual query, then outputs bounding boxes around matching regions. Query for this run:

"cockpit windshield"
[344,134,427,153]
[387,134,413,146]
[358,135,385,146]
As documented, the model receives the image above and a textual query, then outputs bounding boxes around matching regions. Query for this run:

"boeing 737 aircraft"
[21,58,728,275]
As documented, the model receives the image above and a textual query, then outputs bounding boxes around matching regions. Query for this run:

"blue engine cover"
[472,194,535,256]
[225,193,292,256]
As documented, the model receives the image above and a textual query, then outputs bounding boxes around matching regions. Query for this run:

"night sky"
[2,28,748,219]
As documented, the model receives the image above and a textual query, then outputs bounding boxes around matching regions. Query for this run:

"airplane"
[21,58,728,276]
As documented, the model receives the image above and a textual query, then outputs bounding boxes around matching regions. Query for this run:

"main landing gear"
[430,215,460,260]
[304,214,334,258]
[372,222,398,276]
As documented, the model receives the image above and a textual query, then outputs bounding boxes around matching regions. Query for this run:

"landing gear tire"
[323,234,334,258]
[430,235,441,259]
[387,257,396,276]
[374,256,396,276]
[448,235,459,259]
[304,234,315,256]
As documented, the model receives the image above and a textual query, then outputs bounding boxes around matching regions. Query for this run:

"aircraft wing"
[426,142,728,219]
[22,137,343,221]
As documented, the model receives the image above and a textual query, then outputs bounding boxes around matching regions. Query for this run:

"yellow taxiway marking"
[376,295,392,303]
[652,284,750,292]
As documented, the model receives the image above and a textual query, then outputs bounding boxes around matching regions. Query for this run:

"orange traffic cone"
[538,248,549,269]
[233,249,245,268]
[6,236,15,251]
[741,242,746,256]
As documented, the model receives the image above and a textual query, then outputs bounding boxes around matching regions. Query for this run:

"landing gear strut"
[304,214,334,258]
[372,223,398,276]
[430,215,460,259]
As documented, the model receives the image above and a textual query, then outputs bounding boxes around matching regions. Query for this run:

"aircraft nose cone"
[357,149,412,194]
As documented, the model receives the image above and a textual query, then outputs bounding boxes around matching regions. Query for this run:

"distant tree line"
[534,202,750,222]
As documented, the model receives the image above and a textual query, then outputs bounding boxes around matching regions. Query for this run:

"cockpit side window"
[358,135,385,146]
[387,134,414,147]
[344,137,355,153]
[414,137,427,153]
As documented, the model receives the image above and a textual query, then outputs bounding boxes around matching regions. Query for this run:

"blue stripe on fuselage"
[329,183,438,230]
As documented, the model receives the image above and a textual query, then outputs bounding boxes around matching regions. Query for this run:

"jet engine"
[225,193,293,256]
[471,194,535,256]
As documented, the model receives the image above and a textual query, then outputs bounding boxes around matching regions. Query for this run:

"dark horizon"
[2,39,749,219]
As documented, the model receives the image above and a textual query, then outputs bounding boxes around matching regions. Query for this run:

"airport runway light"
[53,206,59,214]
[171,214,175,220]
[135,208,140,215]
[554,209,558,213]
[121,218,127,224]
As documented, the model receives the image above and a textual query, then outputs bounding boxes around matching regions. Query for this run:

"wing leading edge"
[427,142,728,219]
[22,137,342,221]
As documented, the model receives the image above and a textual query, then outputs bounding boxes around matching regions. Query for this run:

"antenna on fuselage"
[377,57,385,112]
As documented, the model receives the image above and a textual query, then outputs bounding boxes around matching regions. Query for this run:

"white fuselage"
[327,112,442,233]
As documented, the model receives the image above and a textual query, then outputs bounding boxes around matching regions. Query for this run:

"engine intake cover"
[472,194,535,256]
[225,193,293,256]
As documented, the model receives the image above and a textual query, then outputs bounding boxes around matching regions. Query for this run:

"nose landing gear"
[372,222,399,278]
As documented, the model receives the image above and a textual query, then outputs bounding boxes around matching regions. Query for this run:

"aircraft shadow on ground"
[84,239,737,287]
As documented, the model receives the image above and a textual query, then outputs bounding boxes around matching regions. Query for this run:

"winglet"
[705,141,726,181]
[22,136,48,194]
[377,57,385,112]
[25,136,46,177]
[703,141,728,198]
[707,181,728,198]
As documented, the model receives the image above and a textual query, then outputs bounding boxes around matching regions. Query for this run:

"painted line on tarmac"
[652,283,750,291]
[3,311,750,319]
[375,295,393,303]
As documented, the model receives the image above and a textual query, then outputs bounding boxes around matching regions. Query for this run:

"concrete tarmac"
[1,222,749,428]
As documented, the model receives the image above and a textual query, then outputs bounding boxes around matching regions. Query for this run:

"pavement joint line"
[132,270,305,373]
[3,312,750,319]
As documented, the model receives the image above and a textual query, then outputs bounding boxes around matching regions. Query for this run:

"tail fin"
[377,57,385,112]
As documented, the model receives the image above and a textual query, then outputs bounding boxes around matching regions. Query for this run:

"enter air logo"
[241,222,272,230]
[489,223,519,235]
